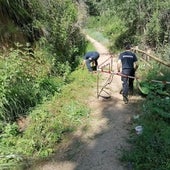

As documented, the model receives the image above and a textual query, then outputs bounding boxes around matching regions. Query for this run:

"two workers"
[83,44,138,104]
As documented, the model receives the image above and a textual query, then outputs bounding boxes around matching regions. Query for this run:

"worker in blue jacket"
[83,51,100,72]
[117,44,138,104]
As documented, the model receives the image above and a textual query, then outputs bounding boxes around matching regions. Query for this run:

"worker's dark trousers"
[121,68,135,96]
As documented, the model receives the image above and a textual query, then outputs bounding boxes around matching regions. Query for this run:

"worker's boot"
[123,95,128,104]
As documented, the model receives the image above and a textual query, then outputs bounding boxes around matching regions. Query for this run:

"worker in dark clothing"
[117,44,138,104]
[83,51,100,72]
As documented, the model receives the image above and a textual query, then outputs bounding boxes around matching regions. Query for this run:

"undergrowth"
[0,68,96,169]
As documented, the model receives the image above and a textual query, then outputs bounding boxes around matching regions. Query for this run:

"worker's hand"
[117,72,122,76]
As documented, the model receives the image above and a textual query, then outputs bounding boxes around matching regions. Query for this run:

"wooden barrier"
[132,47,170,67]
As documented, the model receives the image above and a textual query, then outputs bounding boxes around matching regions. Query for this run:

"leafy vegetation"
[0,0,86,70]
[0,0,91,168]
[0,43,55,121]
[0,68,96,169]
[83,0,170,50]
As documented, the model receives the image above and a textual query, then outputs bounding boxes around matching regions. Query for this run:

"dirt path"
[32,35,142,170]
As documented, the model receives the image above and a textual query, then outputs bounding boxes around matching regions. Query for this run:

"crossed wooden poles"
[96,68,136,99]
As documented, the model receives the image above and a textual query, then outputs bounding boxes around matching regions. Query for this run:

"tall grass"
[0,51,97,169]
[0,43,55,122]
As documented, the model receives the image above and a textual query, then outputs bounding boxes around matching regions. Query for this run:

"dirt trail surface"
[32,35,142,170]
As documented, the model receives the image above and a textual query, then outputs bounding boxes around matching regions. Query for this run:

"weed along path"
[32,35,142,170]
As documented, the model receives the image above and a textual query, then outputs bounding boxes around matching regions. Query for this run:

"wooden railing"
[132,47,170,67]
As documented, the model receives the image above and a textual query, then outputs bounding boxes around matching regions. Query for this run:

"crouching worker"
[83,51,100,72]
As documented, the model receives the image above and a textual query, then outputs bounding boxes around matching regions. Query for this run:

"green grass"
[0,58,97,169]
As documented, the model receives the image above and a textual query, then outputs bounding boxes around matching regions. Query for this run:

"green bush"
[0,44,62,122]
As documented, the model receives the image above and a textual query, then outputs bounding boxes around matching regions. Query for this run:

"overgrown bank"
[0,0,90,169]
[0,67,97,169]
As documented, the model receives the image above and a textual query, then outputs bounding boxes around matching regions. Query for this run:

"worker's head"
[125,43,131,50]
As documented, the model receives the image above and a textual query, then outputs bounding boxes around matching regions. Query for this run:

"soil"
[30,35,143,170]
